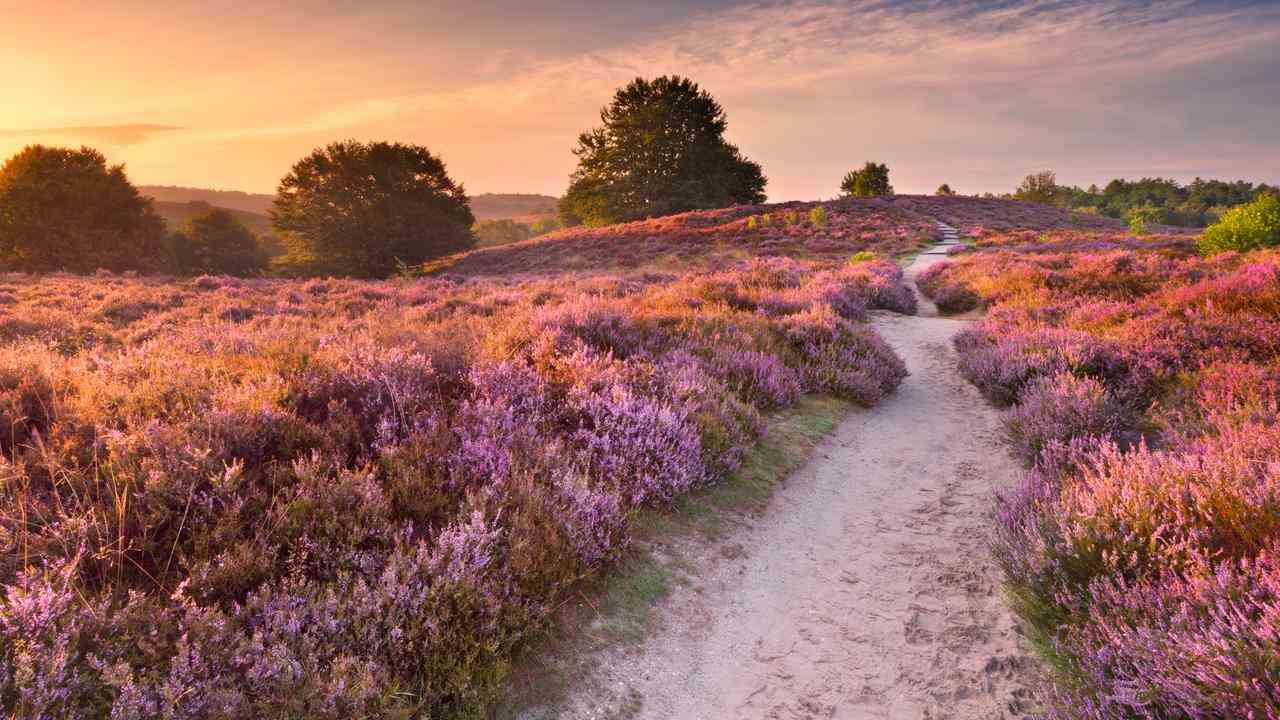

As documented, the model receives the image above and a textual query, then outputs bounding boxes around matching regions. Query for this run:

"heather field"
[891,195,1129,233]
[0,255,913,717]
[426,197,938,277]
[5,194,1278,719]
[919,236,1280,716]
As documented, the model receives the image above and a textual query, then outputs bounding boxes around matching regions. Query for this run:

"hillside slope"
[427,195,1173,278]
[430,197,940,277]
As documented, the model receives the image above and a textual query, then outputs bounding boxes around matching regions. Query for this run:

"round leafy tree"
[840,162,893,197]
[175,208,267,276]
[0,145,170,273]
[936,183,956,196]
[271,141,475,277]
[1014,170,1062,205]
[560,76,767,227]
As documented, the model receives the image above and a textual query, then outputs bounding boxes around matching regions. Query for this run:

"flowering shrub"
[0,253,913,717]
[1003,373,1126,464]
[1198,192,1280,255]
[936,233,1280,716]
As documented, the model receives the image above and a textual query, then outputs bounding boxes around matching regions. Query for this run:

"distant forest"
[1002,174,1277,228]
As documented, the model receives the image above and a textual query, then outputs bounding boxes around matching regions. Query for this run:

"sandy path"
[536,225,1036,719]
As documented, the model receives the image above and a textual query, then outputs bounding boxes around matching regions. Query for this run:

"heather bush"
[1047,555,1280,720]
[782,305,907,405]
[1003,373,1125,463]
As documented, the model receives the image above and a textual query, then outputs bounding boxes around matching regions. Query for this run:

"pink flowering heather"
[942,239,1280,717]
[1004,373,1127,464]
[0,248,914,717]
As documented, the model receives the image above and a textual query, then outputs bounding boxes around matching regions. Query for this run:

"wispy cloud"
[8,0,1275,195]
[0,124,185,146]
[246,0,1279,195]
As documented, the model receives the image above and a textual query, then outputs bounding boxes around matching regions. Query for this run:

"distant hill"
[152,200,273,237]
[139,186,559,223]
[469,193,558,222]
[424,194,1197,279]
[140,186,274,215]
[427,197,939,277]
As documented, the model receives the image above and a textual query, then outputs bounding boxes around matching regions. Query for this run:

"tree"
[559,76,766,227]
[1014,171,1063,206]
[529,216,561,236]
[936,184,955,196]
[271,140,475,277]
[0,145,170,273]
[473,218,532,247]
[840,163,893,197]
[174,208,267,275]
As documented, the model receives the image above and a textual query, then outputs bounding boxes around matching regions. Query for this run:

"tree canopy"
[1010,171,1277,227]
[559,76,767,227]
[0,145,170,273]
[936,184,955,196]
[175,208,267,276]
[271,140,475,277]
[1013,170,1061,205]
[840,163,893,197]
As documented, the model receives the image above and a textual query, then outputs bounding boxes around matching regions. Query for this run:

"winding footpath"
[541,223,1037,719]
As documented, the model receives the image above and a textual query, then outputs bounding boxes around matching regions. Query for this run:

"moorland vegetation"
[918,221,1280,717]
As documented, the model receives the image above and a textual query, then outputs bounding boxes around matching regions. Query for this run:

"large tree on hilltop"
[271,140,475,277]
[0,145,170,273]
[560,76,767,227]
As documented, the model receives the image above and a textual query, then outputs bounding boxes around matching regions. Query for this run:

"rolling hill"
[469,193,558,221]
[425,194,1156,278]
[139,186,558,223]
[152,200,274,237]
[140,185,274,215]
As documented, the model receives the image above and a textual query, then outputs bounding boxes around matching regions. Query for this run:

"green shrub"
[848,251,876,264]
[1198,193,1280,255]
[783,209,799,226]
[1128,214,1148,236]
[1126,205,1167,236]
[760,213,773,228]
[745,215,758,231]
[809,206,828,227]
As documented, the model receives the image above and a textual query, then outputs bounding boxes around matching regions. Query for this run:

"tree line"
[1,75,1273,278]
[1009,170,1277,228]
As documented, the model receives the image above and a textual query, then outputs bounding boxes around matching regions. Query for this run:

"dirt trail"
[537,224,1037,719]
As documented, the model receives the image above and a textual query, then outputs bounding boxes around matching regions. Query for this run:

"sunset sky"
[4,0,1278,200]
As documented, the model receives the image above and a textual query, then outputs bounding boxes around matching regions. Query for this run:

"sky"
[3,0,1278,200]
